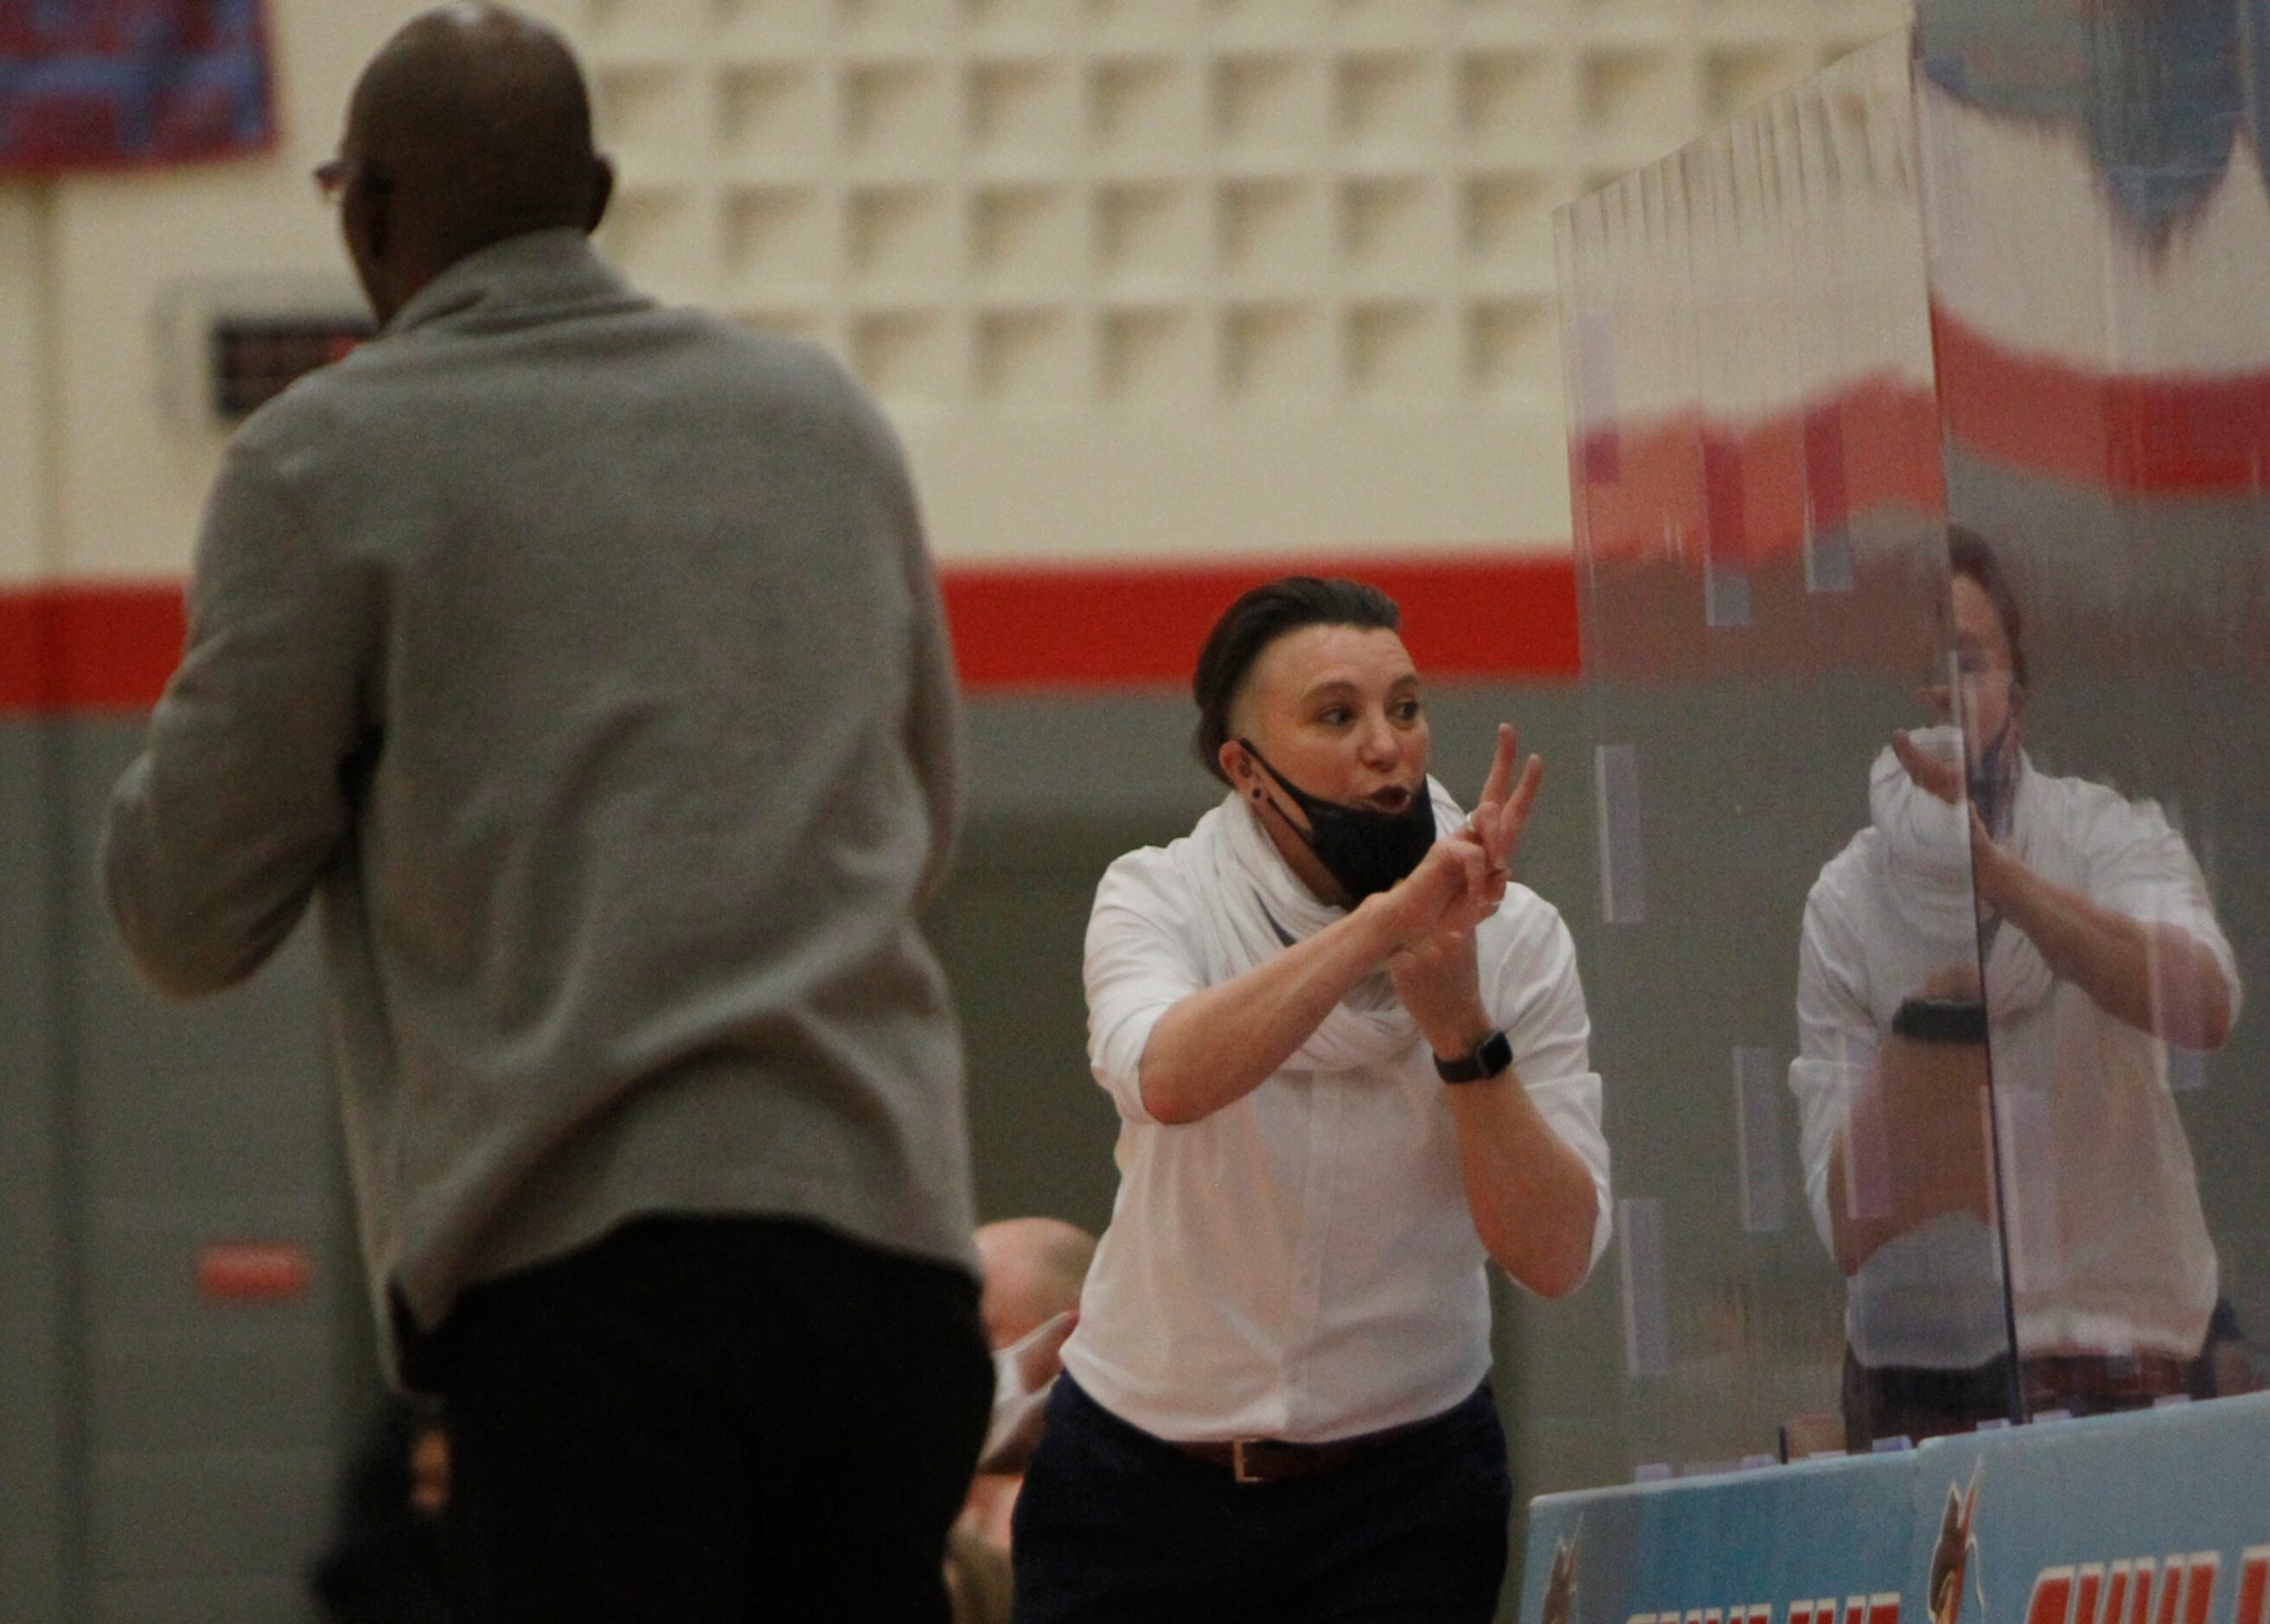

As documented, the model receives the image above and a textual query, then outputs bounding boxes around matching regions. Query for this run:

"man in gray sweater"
[100,8,991,1620]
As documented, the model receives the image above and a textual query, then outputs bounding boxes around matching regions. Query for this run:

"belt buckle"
[1231,1437,1264,1485]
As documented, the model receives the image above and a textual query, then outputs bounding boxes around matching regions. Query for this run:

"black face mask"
[1239,740,1438,903]
[1968,715,2020,841]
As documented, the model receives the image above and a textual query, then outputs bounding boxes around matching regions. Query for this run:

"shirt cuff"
[1091,1004,1167,1125]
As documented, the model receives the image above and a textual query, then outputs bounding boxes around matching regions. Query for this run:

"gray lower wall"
[2,723,78,1624]
[6,675,2265,1622]
[5,722,361,1624]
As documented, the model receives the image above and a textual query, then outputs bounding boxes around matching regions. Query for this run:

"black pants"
[1010,1376,1512,1624]
[1839,1298,2257,1451]
[435,1215,993,1624]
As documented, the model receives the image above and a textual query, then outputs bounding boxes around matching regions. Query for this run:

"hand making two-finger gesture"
[1890,728,1965,807]
[1461,723,1543,917]
[1384,723,1544,1054]
[1378,722,1545,956]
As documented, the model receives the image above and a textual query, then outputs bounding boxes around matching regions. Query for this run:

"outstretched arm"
[1822,1029,1995,1276]
[1976,835,2233,1050]
[1135,836,1490,1124]
[1889,729,2234,1052]
[1392,726,1602,1296]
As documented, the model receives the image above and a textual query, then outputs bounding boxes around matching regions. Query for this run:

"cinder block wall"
[0,1,1917,1618]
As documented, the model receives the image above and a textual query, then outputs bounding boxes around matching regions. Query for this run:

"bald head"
[336,4,611,319]
[974,1218,1096,1348]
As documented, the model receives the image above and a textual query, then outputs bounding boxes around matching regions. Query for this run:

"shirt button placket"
[1282,1079,1344,1431]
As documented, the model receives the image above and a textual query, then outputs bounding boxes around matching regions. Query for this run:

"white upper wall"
[0,191,49,586]
[1559,34,1934,438]
[1,0,1908,584]
[1919,79,2270,373]
[28,3,425,587]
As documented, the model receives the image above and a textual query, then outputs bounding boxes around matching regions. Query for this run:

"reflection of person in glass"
[1788,527,2248,1448]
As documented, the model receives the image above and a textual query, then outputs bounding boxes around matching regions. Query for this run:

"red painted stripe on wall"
[941,554,1581,693]
[0,554,1583,715]
[1569,375,1948,566]
[1567,315,2270,567]
[1931,304,2270,496]
[0,582,190,714]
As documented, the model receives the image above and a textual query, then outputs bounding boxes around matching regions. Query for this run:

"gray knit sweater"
[102,229,978,1378]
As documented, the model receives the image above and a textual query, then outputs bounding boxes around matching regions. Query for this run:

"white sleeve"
[1084,850,1205,1126]
[2088,796,2243,1029]
[1483,892,1614,1273]
[1789,877,1879,1254]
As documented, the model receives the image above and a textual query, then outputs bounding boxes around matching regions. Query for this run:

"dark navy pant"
[1010,1375,1512,1624]
[437,1215,993,1624]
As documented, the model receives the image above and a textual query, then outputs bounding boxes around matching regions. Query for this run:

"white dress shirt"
[1790,757,2241,1368]
[1063,796,1612,1444]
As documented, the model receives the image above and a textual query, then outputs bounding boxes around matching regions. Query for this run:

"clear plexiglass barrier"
[1548,14,2270,1491]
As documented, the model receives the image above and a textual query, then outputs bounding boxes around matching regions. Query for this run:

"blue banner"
[0,0,274,174]
[1520,1397,2270,1624]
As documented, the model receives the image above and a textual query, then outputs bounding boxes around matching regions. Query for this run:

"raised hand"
[1893,729,2023,909]
[1380,834,1493,951]
[1376,724,1545,1058]
[1891,728,1965,806]
[1386,890,1488,1056]
[1462,723,1543,913]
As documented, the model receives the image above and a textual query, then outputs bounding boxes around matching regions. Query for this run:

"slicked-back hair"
[1947,525,2028,690]
[1191,576,1402,783]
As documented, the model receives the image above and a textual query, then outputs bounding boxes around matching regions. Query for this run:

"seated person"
[949,1218,1094,1624]
[969,1218,1094,1490]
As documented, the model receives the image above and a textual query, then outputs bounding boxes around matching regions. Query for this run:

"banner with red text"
[1519,1397,2270,1624]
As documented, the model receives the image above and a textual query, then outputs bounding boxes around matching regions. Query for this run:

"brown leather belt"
[2021,1351,2194,1410]
[1168,1415,1437,1486]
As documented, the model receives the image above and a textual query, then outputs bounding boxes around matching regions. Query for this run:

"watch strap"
[1434,1028,1513,1084]
[1890,996,1988,1045]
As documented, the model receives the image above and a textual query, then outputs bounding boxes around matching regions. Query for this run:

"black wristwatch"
[1434,1029,1513,1084]
[1890,997,1988,1045]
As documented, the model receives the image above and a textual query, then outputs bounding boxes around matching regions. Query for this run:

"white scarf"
[1869,726,2055,1021]
[1169,778,1467,1077]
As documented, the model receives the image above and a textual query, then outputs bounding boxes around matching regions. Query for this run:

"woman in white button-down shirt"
[1010,577,1612,1624]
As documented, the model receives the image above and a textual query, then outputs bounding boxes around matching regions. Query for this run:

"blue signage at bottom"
[1519,1396,2270,1624]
